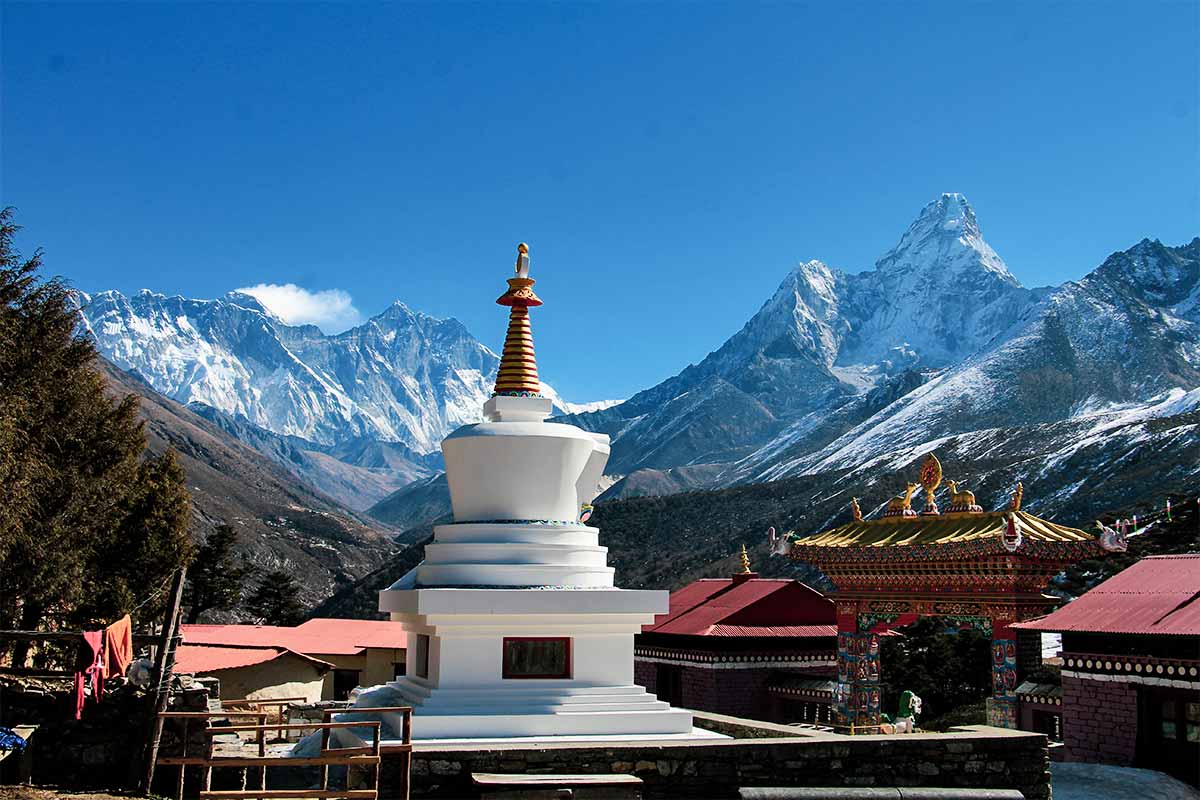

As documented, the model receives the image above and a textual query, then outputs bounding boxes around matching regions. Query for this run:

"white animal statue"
[767,526,791,556]
[1097,519,1128,552]
[885,690,922,734]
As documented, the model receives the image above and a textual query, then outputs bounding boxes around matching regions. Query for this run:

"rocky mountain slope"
[80,292,497,452]
[77,289,595,509]
[734,236,1200,485]
[81,194,1198,563]
[98,358,395,608]
[561,198,1199,503]
[366,195,1197,537]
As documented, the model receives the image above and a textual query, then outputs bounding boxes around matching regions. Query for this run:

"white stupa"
[376,244,695,740]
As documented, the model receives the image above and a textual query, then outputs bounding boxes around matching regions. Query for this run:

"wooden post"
[139,566,188,796]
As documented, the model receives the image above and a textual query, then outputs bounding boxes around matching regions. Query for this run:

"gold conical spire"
[493,243,543,397]
[739,544,752,574]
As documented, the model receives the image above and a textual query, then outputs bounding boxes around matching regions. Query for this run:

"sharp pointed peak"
[911,192,979,236]
[875,193,1019,286]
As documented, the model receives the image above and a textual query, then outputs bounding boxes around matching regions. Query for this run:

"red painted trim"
[502,637,572,680]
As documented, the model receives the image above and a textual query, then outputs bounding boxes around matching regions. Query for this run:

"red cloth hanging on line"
[104,614,133,681]
[74,630,104,720]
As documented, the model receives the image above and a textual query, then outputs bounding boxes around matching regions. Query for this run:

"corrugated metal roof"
[174,644,332,673]
[1015,681,1063,700]
[708,624,837,637]
[1012,555,1200,636]
[182,618,406,656]
[644,577,835,637]
[795,511,1093,548]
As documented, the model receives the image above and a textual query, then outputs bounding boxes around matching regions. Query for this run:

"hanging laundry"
[104,614,133,681]
[74,630,104,720]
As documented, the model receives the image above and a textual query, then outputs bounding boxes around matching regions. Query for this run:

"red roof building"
[634,561,838,725]
[174,644,332,673]
[173,643,334,703]
[1013,555,1200,786]
[180,618,407,701]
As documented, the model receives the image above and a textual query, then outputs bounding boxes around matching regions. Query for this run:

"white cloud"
[235,283,363,333]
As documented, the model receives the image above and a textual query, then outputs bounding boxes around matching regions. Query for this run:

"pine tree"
[0,207,193,652]
[185,524,252,623]
[245,570,305,626]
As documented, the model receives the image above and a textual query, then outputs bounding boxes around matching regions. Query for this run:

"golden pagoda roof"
[794,510,1093,549]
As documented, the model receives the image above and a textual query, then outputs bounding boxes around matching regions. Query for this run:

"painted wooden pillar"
[988,609,1019,728]
[833,600,881,732]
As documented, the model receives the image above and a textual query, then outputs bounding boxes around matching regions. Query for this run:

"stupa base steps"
[377,680,695,739]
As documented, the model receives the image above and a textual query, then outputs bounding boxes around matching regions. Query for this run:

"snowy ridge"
[556,195,1198,517]
[79,290,597,457]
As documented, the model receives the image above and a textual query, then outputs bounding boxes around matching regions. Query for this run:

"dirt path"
[0,788,144,800]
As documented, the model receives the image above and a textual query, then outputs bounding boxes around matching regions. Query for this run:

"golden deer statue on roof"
[885,483,920,517]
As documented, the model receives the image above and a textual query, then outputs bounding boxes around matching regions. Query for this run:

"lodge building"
[1013,554,1200,786]
[634,549,838,724]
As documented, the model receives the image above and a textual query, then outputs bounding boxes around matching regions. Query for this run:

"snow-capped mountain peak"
[876,192,1019,287]
[79,289,610,456]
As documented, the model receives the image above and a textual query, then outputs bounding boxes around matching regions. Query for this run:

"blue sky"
[3,2,1197,401]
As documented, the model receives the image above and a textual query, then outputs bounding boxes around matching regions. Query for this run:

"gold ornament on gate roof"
[884,483,920,517]
[739,544,752,574]
[919,453,943,515]
[850,497,863,522]
[1009,481,1024,512]
[946,480,983,514]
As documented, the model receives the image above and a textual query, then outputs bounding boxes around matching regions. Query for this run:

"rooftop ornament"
[764,451,1105,734]
[493,242,544,398]
[918,453,942,515]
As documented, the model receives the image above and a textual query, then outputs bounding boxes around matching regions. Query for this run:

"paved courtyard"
[1052,762,1199,800]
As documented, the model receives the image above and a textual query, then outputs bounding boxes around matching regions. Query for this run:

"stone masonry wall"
[634,662,780,721]
[1061,673,1138,765]
[688,666,777,720]
[387,722,1051,799]
[634,660,656,694]
[0,673,215,791]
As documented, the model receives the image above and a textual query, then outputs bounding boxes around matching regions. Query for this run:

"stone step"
[423,542,608,567]
[432,523,599,545]
[414,563,615,588]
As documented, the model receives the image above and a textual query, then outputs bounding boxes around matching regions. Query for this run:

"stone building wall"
[634,659,656,693]
[0,673,216,790]
[635,659,810,723]
[1015,630,1042,679]
[1060,673,1138,764]
[387,718,1051,799]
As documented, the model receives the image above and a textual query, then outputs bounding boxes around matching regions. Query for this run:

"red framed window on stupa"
[502,637,572,679]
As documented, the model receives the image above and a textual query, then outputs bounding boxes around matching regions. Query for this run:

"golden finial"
[1009,481,1024,512]
[739,544,752,574]
[850,497,863,522]
[919,452,943,515]
[494,242,542,396]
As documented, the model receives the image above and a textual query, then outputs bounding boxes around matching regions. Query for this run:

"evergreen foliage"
[245,570,305,626]
[878,617,993,728]
[184,524,252,623]
[0,208,193,645]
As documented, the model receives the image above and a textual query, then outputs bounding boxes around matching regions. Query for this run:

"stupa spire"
[493,242,544,397]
